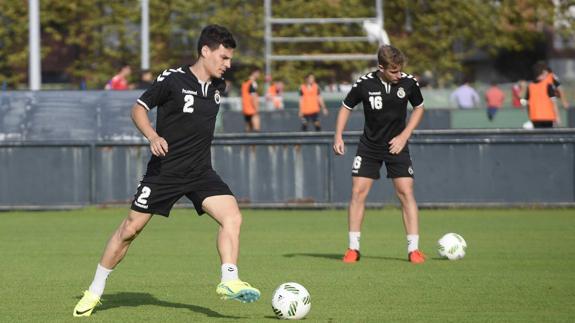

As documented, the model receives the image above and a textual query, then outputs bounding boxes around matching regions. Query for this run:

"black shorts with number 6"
[351,150,414,179]
[130,169,233,216]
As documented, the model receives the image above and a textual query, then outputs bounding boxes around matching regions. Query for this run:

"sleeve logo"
[156,67,185,82]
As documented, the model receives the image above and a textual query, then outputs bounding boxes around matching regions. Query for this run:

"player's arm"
[333,106,351,155]
[389,105,424,155]
[319,94,328,115]
[131,104,168,156]
[556,86,569,109]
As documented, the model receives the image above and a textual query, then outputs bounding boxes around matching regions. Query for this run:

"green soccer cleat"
[73,290,101,317]
[216,279,260,303]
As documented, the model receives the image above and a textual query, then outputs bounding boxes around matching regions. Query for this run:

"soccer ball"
[271,282,311,320]
[438,233,467,260]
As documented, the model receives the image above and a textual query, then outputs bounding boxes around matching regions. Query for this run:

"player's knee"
[222,211,242,229]
[119,221,142,242]
[351,186,369,202]
[395,187,414,201]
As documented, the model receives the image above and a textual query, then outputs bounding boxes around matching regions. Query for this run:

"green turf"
[1,208,574,322]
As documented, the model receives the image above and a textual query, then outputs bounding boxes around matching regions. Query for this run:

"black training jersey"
[343,71,424,157]
[137,65,226,179]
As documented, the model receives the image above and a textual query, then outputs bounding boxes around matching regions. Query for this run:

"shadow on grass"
[283,253,408,262]
[85,292,242,319]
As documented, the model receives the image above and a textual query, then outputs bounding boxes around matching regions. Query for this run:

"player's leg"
[202,195,260,303]
[312,114,322,131]
[343,176,374,262]
[392,177,425,264]
[301,115,309,131]
[244,115,252,132]
[74,210,152,316]
[99,210,153,269]
[252,113,261,132]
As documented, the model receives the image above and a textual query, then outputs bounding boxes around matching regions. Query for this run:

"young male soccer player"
[332,45,426,264]
[73,25,260,317]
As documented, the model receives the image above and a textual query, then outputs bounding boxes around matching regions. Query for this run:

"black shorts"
[130,169,233,216]
[244,115,253,123]
[351,150,414,179]
[301,113,319,123]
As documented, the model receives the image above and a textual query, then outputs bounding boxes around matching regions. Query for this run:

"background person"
[485,81,505,121]
[299,73,328,131]
[105,63,133,90]
[241,68,261,132]
[524,62,561,128]
[450,79,480,109]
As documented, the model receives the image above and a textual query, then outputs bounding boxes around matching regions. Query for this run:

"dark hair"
[377,45,406,69]
[197,24,237,57]
[533,61,547,78]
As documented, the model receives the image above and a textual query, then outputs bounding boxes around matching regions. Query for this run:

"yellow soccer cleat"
[216,280,260,303]
[73,290,101,317]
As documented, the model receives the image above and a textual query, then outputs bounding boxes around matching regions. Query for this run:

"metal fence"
[1,130,573,209]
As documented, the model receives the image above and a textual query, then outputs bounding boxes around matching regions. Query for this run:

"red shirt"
[485,86,505,108]
[109,74,129,90]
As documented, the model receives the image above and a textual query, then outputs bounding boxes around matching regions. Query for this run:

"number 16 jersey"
[342,71,424,159]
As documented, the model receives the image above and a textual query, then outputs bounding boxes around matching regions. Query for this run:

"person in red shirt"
[105,63,132,90]
[485,81,505,121]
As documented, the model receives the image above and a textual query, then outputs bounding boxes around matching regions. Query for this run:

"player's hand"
[149,136,168,157]
[388,134,408,155]
[333,137,345,155]
[322,108,329,116]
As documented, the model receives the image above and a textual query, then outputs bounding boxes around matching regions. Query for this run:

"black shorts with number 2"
[130,169,233,217]
[351,149,414,179]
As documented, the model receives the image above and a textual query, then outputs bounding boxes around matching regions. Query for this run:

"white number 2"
[183,94,194,113]
[369,96,382,110]
[137,186,151,205]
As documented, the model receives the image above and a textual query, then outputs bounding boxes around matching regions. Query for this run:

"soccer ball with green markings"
[271,282,311,320]
[438,233,467,260]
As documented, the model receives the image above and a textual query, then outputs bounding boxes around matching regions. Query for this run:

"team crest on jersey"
[214,90,221,104]
[397,87,406,99]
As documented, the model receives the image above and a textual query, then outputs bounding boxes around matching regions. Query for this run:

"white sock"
[221,263,239,282]
[407,234,419,253]
[88,264,113,297]
[349,232,361,250]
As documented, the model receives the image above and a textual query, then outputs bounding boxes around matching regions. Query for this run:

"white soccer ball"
[271,282,311,320]
[438,233,467,260]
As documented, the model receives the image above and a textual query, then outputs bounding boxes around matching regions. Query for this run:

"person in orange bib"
[525,62,560,128]
[299,73,328,131]
[241,68,261,132]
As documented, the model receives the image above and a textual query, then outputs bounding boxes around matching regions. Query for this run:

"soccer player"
[73,25,260,317]
[524,62,561,128]
[241,68,261,132]
[299,73,328,131]
[332,45,426,264]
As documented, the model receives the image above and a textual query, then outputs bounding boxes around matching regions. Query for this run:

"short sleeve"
[408,80,424,108]
[342,85,362,110]
[137,74,172,111]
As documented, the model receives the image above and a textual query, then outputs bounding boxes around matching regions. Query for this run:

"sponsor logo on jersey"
[214,90,221,104]
[182,89,197,95]
[368,91,382,95]
[397,87,406,98]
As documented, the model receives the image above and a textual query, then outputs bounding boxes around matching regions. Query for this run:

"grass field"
[1,208,574,322]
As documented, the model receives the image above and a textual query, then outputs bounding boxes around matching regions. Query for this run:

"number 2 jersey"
[342,71,424,159]
[136,65,226,181]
